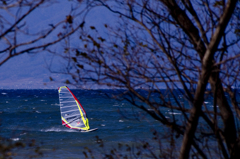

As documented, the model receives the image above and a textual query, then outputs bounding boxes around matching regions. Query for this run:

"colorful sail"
[58,86,90,131]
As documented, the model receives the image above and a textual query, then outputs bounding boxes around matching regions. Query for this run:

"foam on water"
[42,127,80,132]
[11,138,20,141]
[166,112,181,115]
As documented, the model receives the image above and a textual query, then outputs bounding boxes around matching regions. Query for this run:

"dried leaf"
[66,15,73,24]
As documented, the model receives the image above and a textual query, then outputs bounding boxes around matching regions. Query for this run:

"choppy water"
[0,89,168,158]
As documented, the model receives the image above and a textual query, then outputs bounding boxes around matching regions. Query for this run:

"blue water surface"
[0,89,168,158]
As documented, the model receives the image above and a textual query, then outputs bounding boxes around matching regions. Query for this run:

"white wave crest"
[41,127,77,132]
[11,138,20,141]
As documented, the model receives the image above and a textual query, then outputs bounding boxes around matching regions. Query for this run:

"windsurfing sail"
[58,86,90,131]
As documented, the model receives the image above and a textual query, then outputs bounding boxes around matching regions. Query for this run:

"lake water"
[0,89,169,158]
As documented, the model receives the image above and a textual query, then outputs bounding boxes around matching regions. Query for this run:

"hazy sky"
[0,1,113,89]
